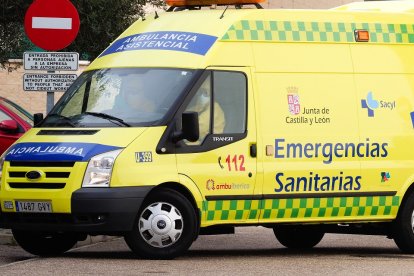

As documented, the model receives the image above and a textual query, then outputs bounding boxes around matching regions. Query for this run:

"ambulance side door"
[175,68,258,225]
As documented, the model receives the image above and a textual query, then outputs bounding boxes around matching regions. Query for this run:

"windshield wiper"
[46,114,77,127]
[83,112,131,127]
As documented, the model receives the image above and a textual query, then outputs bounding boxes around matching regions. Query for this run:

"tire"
[273,225,324,249]
[124,188,198,259]
[12,230,78,256]
[393,192,414,253]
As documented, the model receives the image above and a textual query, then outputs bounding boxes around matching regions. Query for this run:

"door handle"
[250,144,257,158]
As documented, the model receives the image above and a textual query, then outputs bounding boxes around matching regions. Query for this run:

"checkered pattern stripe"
[203,196,400,221]
[203,199,261,221]
[221,20,414,44]
[260,196,400,219]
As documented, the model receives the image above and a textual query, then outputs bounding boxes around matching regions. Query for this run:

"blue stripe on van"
[99,31,218,57]
[5,143,122,162]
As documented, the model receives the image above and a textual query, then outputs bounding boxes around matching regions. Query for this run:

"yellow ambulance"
[2,0,414,259]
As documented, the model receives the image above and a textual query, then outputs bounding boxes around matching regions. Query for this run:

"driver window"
[183,71,247,145]
[184,76,212,145]
[213,71,246,134]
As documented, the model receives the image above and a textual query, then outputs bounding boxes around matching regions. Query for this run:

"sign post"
[24,0,80,114]
[24,52,79,71]
[23,73,78,92]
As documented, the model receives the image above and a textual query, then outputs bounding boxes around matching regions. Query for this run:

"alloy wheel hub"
[138,202,184,248]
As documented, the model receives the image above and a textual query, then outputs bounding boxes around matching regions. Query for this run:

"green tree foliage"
[0,0,165,68]
[0,0,31,69]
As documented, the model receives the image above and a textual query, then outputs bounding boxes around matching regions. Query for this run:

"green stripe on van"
[203,195,400,221]
[221,20,414,44]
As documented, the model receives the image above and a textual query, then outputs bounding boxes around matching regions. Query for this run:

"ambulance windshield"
[42,68,197,127]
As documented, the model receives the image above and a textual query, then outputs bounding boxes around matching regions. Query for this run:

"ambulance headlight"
[82,149,122,188]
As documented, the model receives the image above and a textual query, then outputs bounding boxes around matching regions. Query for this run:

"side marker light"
[354,29,370,42]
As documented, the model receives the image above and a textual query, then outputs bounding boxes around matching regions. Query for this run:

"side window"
[184,76,212,145]
[183,70,247,145]
[214,71,246,134]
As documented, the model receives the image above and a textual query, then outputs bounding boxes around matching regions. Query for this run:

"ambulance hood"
[4,127,147,162]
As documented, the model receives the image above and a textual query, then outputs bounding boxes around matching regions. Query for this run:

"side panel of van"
[218,18,414,224]
[352,43,414,203]
[252,42,391,223]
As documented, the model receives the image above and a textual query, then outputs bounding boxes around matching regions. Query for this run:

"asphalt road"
[1,226,414,275]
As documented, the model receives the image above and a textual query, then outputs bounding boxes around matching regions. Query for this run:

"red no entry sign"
[24,0,80,51]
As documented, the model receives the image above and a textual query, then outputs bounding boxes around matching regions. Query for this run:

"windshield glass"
[42,68,197,127]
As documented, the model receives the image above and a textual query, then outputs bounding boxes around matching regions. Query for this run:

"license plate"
[15,201,52,213]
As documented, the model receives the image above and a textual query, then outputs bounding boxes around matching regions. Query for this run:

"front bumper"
[0,186,154,234]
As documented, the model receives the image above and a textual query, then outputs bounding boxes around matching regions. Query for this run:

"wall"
[0,60,89,115]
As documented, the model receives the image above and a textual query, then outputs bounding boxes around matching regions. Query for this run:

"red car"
[0,97,33,155]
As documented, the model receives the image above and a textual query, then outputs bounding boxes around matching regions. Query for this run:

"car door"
[175,67,259,225]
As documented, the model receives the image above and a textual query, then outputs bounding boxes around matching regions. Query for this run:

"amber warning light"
[354,29,370,42]
[166,0,265,6]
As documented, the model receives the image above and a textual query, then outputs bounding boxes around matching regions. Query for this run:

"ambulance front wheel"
[393,192,414,253]
[124,188,198,259]
[273,225,325,249]
[12,230,78,256]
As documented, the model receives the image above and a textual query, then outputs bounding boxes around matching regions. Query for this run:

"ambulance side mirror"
[172,112,199,142]
[33,113,44,127]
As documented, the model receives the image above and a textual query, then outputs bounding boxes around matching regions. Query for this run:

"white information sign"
[23,73,77,91]
[23,52,79,71]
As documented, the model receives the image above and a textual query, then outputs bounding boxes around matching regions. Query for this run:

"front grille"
[7,161,75,190]
[9,172,26,178]
[9,172,70,178]
[9,183,66,189]
[46,172,71,178]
